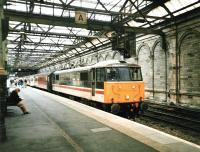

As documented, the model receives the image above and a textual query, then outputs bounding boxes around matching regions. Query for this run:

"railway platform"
[0,87,200,152]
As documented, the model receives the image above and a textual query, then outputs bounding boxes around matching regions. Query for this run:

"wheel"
[111,103,120,115]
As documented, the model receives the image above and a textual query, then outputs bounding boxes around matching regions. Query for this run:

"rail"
[141,101,200,132]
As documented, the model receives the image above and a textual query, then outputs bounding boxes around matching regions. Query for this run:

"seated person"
[7,88,30,114]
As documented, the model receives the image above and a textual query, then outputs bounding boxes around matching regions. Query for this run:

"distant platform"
[1,87,200,152]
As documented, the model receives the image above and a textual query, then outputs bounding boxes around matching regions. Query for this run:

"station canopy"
[3,0,200,71]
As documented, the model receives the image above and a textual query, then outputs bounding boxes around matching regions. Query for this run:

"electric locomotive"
[51,60,145,116]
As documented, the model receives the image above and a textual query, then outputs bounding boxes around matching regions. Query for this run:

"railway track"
[141,101,200,132]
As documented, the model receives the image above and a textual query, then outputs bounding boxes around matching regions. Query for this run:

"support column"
[0,1,7,142]
[161,34,168,102]
[0,75,7,142]
[175,25,180,103]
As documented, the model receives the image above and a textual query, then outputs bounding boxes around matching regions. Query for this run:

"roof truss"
[3,0,200,70]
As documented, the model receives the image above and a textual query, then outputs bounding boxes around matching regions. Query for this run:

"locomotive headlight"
[132,86,135,89]
[125,95,129,100]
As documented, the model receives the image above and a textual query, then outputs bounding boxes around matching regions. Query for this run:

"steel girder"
[5,10,163,35]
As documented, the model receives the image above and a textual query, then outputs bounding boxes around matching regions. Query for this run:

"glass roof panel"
[148,0,199,18]
[127,20,145,27]
[193,3,200,8]
[85,42,93,47]
[165,0,198,14]
[147,6,168,17]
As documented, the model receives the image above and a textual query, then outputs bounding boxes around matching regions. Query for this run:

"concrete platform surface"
[0,87,200,152]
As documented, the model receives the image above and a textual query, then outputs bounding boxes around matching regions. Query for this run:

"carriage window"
[64,73,70,81]
[80,71,88,81]
[55,75,59,80]
[96,68,105,81]
[74,72,80,81]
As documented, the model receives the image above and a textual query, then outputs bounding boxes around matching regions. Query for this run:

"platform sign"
[75,11,87,24]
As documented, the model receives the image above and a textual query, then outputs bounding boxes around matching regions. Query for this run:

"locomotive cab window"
[106,67,142,81]
[130,68,142,81]
[106,68,118,81]
[80,71,89,87]
[118,68,131,81]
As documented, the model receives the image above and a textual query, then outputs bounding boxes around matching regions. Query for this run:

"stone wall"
[135,17,200,106]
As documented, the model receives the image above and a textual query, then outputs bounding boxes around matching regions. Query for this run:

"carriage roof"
[54,60,141,74]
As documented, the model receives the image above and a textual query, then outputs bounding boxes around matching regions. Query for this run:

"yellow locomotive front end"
[101,63,146,116]
[104,81,144,104]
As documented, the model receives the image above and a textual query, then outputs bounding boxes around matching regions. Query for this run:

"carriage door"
[47,73,53,91]
[91,68,96,96]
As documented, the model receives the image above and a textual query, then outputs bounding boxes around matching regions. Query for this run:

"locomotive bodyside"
[52,66,95,102]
